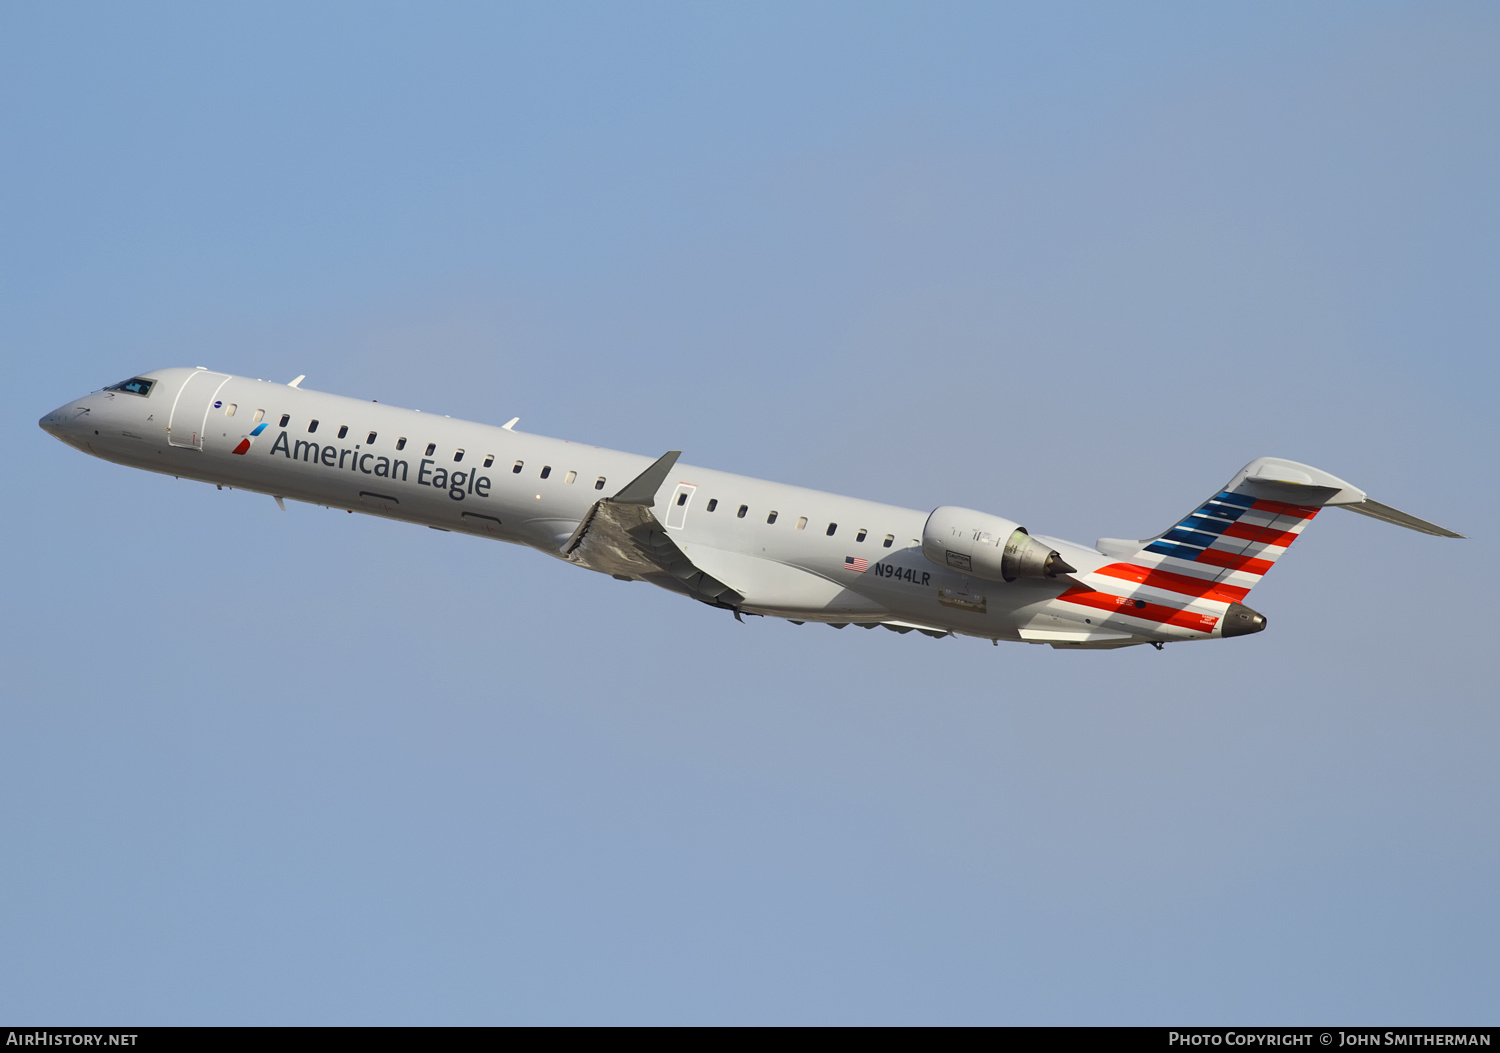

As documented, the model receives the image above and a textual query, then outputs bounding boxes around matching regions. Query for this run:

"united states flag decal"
[844,556,868,573]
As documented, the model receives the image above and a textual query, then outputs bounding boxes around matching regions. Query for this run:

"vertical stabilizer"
[1095,457,1461,600]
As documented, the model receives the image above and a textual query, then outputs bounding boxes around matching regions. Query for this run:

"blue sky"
[3,2,1497,1024]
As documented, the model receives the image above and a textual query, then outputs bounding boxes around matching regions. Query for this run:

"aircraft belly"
[520,517,584,550]
[680,545,887,618]
[848,559,1039,635]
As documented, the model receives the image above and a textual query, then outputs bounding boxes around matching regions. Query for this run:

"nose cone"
[40,399,91,446]
[39,405,68,436]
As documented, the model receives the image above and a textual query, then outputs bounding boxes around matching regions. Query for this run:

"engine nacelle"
[921,506,1077,583]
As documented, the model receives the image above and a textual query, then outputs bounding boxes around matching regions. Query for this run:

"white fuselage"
[40,367,1199,647]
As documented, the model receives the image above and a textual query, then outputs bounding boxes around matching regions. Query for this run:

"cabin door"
[167,370,232,450]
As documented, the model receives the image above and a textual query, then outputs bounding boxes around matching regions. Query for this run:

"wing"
[560,450,744,610]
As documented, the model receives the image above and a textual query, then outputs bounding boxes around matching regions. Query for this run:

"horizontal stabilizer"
[1339,498,1464,538]
[1234,462,1463,536]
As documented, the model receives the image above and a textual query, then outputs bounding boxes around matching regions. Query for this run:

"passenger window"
[540,466,551,479]
[676,492,688,506]
[337,425,348,439]
[308,420,319,433]
[224,403,237,417]
[826,523,837,536]
[856,529,867,542]
[279,413,290,427]
[767,511,778,524]
[396,437,407,451]
[253,409,265,424]
[796,517,808,531]
[513,460,524,473]
[425,443,436,456]
[454,449,464,462]
[737,505,748,519]
[707,499,718,512]
[367,432,377,444]
[565,470,576,484]
[595,477,606,490]
[883,534,894,548]
[483,455,494,468]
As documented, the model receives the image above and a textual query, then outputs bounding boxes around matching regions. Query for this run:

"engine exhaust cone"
[1046,554,1077,577]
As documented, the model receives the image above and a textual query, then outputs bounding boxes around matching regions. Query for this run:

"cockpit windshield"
[106,378,155,396]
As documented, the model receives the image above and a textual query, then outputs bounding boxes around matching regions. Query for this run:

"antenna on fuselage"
[502,417,519,430]
[288,375,305,388]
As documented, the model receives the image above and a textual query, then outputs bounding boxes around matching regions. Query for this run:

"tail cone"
[1221,603,1267,638]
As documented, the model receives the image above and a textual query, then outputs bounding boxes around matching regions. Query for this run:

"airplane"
[39,367,1463,650]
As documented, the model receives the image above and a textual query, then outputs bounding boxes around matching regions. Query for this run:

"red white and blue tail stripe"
[1056,480,1323,638]
[1138,488,1320,596]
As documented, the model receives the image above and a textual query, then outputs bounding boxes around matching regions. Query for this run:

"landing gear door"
[664,483,696,530]
[167,370,232,450]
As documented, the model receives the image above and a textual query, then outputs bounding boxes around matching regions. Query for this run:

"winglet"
[611,451,681,506]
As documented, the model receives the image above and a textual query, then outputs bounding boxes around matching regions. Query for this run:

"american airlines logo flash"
[231,422,269,455]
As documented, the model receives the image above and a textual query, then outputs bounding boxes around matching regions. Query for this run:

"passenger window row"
[250,419,895,542]
[261,418,612,494]
[244,414,900,545]
[249,416,895,545]
[270,417,522,471]
[510,461,607,489]
[699,498,895,547]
